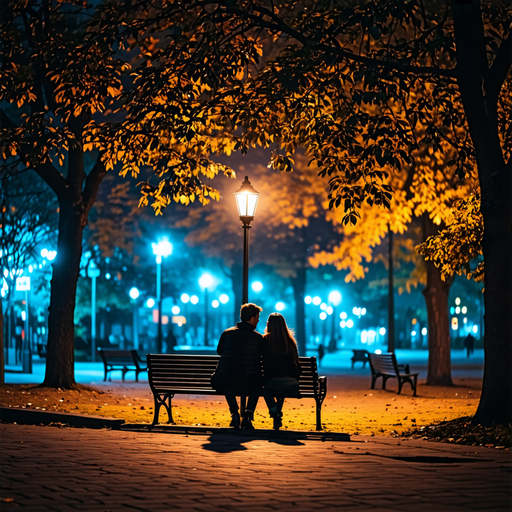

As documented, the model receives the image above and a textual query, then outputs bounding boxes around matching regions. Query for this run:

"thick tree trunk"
[472,164,512,426]
[452,0,512,425]
[43,202,86,388]
[290,267,306,356]
[422,216,453,386]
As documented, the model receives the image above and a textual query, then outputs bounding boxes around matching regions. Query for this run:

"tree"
[116,0,510,425]
[0,0,234,387]
[311,142,476,385]
[0,169,58,384]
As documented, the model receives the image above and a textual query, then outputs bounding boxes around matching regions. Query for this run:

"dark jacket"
[212,322,264,389]
[262,345,302,382]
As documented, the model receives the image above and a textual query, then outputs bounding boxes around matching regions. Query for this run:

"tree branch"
[485,30,512,105]
[220,4,458,79]
[82,155,107,211]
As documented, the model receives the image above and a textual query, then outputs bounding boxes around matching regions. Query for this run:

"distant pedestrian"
[166,327,178,352]
[463,333,475,358]
[317,343,325,366]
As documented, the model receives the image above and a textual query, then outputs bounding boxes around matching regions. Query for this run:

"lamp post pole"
[388,225,395,353]
[156,255,163,353]
[88,262,100,362]
[152,238,173,354]
[242,221,251,304]
[234,176,260,307]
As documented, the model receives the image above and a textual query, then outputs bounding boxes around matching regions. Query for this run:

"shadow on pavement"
[201,431,306,453]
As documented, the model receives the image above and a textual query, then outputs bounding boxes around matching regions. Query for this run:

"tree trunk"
[422,216,453,386]
[451,0,512,425]
[290,267,306,356]
[43,202,86,388]
[472,171,512,425]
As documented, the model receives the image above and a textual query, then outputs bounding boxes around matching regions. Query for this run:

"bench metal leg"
[151,393,175,427]
[315,399,322,431]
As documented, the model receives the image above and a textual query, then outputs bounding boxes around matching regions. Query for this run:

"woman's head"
[265,313,298,359]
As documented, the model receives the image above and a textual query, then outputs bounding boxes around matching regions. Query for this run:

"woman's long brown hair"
[264,313,299,363]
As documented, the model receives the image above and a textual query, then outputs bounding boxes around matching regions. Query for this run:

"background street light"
[199,273,214,345]
[87,261,100,362]
[129,287,140,350]
[152,237,173,353]
[234,176,260,304]
[328,290,342,351]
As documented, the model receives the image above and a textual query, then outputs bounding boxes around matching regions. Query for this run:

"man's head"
[240,303,263,328]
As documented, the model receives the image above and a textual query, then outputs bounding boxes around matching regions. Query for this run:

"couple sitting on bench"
[211,303,301,431]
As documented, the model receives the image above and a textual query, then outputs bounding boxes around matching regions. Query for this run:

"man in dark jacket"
[212,303,264,430]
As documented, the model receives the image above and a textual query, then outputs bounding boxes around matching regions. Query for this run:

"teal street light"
[152,237,173,353]
[251,281,263,293]
[129,287,140,350]
[328,290,342,350]
[234,176,260,305]
[199,273,214,345]
[87,261,100,362]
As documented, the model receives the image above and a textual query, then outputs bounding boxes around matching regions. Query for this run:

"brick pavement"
[1,424,511,511]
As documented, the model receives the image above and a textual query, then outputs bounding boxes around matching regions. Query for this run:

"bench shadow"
[201,432,306,453]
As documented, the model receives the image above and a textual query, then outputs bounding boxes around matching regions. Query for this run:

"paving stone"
[1,424,510,511]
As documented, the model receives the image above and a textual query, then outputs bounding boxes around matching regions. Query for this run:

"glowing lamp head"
[152,237,173,259]
[219,294,229,304]
[199,273,214,289]
[251,281,263,293]
[129,287,140,300]
[328,290,342,306]
[234,176,259,224]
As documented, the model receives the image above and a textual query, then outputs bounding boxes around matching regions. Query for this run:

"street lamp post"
[328,291,342,351]
[199,273,214,346]
[87,261,100,362]
[234,176,260,304]
[152,238,173,353]
[129,287,140,350]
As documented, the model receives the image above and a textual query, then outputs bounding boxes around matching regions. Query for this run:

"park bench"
[368,352,419,396]
[147,354,328,430]
[98,348,148,382]
[351,349,369,369]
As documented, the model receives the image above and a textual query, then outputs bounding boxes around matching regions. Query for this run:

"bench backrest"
[147,354,320,395]
[368,352,400,375]
[99,349,136,364]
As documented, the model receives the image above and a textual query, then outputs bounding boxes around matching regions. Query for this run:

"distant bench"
[98,349,147,382]
[368,352,418,396]
[147,354,328,430]
[351,349,369,369]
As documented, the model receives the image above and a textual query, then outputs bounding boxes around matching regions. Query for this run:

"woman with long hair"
[262,313,302,430]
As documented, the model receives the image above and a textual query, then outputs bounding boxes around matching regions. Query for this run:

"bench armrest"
[318,376,327,401]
